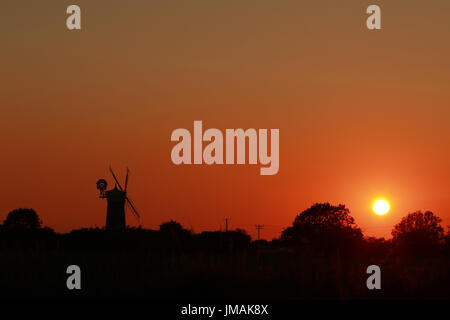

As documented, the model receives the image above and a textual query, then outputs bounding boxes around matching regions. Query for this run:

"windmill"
[96,167,140,230]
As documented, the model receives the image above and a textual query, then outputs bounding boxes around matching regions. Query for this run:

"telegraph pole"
[255,224,264,241]
[225,218,231,232]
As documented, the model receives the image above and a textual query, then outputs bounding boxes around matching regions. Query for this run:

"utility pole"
[225,218,231,232]
[255,224,264,241]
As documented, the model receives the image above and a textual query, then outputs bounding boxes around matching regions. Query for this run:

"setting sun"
[373,200,390,215]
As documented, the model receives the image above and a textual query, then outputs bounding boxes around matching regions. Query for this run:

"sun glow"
[373,200,390,215]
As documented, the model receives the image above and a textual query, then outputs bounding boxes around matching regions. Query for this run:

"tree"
[159,220,188,234]
[281,203,363,252]
[3,208,42,229]
[392,211,444,252]
[158,220,192,250]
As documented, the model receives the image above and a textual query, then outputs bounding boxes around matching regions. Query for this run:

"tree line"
[1,204,449,257]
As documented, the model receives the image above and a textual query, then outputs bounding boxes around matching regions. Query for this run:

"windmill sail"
[109,166,124,191]
[126,197,140,220]
[124,167,130,193]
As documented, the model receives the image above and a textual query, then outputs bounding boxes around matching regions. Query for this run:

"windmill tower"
[96,167,140,230]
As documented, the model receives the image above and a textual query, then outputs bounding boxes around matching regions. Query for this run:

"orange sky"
[1,1,450,240]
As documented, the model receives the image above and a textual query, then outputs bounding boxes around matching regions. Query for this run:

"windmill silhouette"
[96,167,140,230]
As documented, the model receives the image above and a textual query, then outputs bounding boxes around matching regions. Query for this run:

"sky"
[1,1,450,240]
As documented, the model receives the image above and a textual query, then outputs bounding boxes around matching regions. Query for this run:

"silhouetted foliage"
[3,208,42,229]
[392,211,444,242]
[158,220,192,252]
[61,227,160,252]
[362,237,391,262]
[445,230,450,255]
[392,211,444,258]
[280,203,363,254]
[1,204,450,299]
[195,229,251,253]
[159,220,186,233]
